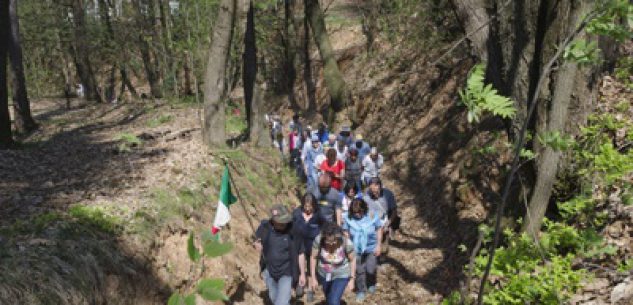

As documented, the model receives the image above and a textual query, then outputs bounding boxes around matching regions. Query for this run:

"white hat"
[371,147,378,154]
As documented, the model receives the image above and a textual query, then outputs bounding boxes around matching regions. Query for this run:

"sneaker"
[368,286,376,294]
[356,292,366,302]
[306,290,315,303]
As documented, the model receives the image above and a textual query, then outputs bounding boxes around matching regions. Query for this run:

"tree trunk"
[242,0,256,139]
[183,51,194,96]
[303,7,317,114]
[0,0,13,148]
[202,0,237,147]
[304,0,350,115]
[360,0,379,52]
[523,1,591,235]
[283,0,299,111]
[132,0,163,98]
[71,0,101,102]
[451,0,603,233]
[99,0,117,102]
[8,0,37,133]
[250,84,271,147]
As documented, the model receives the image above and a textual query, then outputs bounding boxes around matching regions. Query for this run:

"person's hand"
[299,274,306,287]
[253,241,262,252]
[346,280,355,292]
[374,245,381,257]
[309,276,318,290]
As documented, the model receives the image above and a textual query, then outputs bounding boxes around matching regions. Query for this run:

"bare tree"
[8,0,37,133]
[202,0,237,147]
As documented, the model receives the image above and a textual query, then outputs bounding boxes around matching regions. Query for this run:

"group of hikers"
[255,115,399,305]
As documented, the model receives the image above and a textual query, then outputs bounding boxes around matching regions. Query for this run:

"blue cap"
[311,134,320,142]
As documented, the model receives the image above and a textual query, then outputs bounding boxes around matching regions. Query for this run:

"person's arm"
[374,227,383,257]
[298,253,306,287]
[347,248,356,292]
[310,253,318,289]
[336,208,343,226]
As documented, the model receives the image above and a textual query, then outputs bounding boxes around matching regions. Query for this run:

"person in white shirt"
[361,147,384,186]
[335,135,348,162]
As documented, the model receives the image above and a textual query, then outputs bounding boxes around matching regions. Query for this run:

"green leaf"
[184,294,196,305]
[203,239,234,258]
[197,279,228,301]
[168,293,184,305]
[187,232,201,262]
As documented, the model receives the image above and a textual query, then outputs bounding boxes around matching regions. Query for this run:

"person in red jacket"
[320,148,345,191]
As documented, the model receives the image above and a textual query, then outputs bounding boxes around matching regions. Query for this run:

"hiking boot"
[368,286,376,294]
[356,292,366,302]
[306,290,315,303]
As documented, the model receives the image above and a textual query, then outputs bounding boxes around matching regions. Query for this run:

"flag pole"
[222,158,257,235]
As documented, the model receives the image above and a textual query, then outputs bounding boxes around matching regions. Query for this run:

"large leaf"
[187,232,201,262]
[203,239,234,258]
[197,278,228,301]
[168,292,196,305]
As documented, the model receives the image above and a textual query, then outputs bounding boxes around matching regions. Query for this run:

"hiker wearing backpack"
[292,193,324,303]
[342,198,383,301]
[254,204,306,305]
[310,222,356,305]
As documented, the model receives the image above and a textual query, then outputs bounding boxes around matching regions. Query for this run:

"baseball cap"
[270,204,292,224]
[328,134,337,141]
[371,147,378,154]
[311,134,320,142]
[341,126,351,133]
[355,134,363,141]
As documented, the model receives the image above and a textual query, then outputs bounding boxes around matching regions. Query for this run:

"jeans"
[263,269,293,305]
[355,253,377,293]
[318,274,350,305]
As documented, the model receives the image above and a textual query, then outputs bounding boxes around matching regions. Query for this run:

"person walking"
[254,204,306,305]
[344,148,363,192]
[309,223,356,305]
[320,148,345,191]
[353,134,371,161]
[341,183,361,218]
[362,177,399,258]
[311,174,343,225]
[292,193,323,303]
[335,135,348,162]
[361,147,384,186]
[342,198,383,301]
[302,135,323,192]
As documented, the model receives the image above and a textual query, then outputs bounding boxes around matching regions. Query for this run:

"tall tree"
[131,0,163,98]
[451,0,608,234]
[71,0,101,102]
[304,0,350,119]
[8,0,37,133]
[202,0,237,146]
[0,0,13,148]
[242,0,268,146]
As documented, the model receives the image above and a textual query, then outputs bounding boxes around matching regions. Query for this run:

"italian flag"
[211,166,237,234]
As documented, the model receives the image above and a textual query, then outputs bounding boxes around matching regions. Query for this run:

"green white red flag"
[211,166,237,234]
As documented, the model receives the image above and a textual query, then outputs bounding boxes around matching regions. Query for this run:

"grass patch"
[226,113,247,136]
[68,205,122,234]
[114,132,143,152]
[167,95,200,109]
[147,114,174,127]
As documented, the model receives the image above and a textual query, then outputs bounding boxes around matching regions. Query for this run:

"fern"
[459,64,516,123]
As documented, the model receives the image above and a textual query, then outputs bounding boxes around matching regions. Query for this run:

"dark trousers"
[355,253,378,293]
